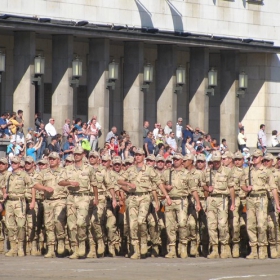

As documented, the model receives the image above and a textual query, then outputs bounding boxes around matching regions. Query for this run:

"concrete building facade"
[0,0,280,149]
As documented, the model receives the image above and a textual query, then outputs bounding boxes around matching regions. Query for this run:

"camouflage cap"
[135,147,145,155]
[173,153,183,160]
[211,151,222,161]
[165,155,173,163]
[155,155,165,162]
[196,154,206,161]
[252,149,263,157]
[89,150,99,158]
[65,154,74,162]
[38,158,48,165]
[146,154,156,161]
[73,146,84,154]
[222,151,233,159]
[263,152,274,161]
[112,156,122,164]
[24,156,34,163]
[125,156,134,164]
[0,157,8,164]
[11,156,21,163]
[48,152,60,159]
[233,151,243,159]
[20,160,25,168]
[183,154,194,161]
[102,154,111,161]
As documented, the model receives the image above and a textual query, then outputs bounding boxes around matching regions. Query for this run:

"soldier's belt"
[209,194,228,198]
[128,192,150,196]
[89,192,94,196]
[45,197,67,201]
[69,192,89,196]
[248,193,267,198]
[98,191,106,195]
[239,197,247,200]
[170,196,187,200]
[26,198,44,203]
[7,197,25,201]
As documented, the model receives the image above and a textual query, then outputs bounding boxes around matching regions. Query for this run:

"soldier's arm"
[58,170,79,187]
[268,171,280,210]
[117,171,135,191]
[229,187,235,211]
[92,185,98,205]
[29,187,36,210]
[152,190,159,211]
[191,190,201,212]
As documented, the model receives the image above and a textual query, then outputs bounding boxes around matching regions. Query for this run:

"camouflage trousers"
[196,198,209,246]
[43,199,66,246]
[228,196,241,244]
[26,201,38,242]
[239,198,248,242]
[147,201,161,246]
[246,196,268,247]
[207,196,229,246]
[127,194,151,245]
[87,195,95,244]
[0,213,6,241]
[165,198,188,245]
[5,199,26,242]
[67,195,90,246]
[267,199,280,246]
[187,197,197,242]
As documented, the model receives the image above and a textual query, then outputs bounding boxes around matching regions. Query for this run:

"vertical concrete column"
[123,42,144,147]
[156,45,177,127]
[189,48,209,132]
[52,35,73,134]
[13,32,36,133]
[88,39,110,145]
[220,51,239,151]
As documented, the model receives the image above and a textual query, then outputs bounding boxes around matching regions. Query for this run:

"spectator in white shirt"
[45,118,57,144]
[237,128,247,152]
[220,138,229,155]
[272,130,280,147]
[166,131,177,153]
[257,124,267,153]
[176,117,183,151]
[164,121,172,136]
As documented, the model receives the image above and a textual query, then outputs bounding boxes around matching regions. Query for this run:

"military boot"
[270,245,277,259]
[5,241,17,257]
[18,242,25,257]
[57,239,65,255]
[108,243,116,257]
[44,245,55,258]
[180,243,188,259]
[140,243,147,257]
[39,241,45,255]
[225,244,232,258]
[31,241,39,256]
[0,239,4,254]
[207,245,219,259]
[220,245,228,259]
[258,246,267,260]
[246,246,258,259]
[130,243,140,260]
[202,244,209,258]
[78,241,86,257]
[87,242,96,258]
[232,244,239,258]
[97,239,105,255]
[165,245,177,258]
[25,241,31,256]
[190,241,197,256]
[69,245,79,259]
[151,245,159,258]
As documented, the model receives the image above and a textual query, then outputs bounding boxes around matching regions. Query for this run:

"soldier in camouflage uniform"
[242,149,280,259]
[161,153,201,259]
[204,151,235,259]
[118,148,171,259]
[33,152,68,258]
[2,156,35,257]
[0,157,9,253]
[262,153,280,258]
[60,146,98,259]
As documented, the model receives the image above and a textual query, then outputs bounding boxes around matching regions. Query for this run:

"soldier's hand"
[119,200,124,206]
[166,185,172,191]
[3,193,8,200]
[276,205,280,212]
[0,203,3,212]
[29,201,35,210]
[93,198,99,206]
[129,183,136,190]
[155,202,160,212]
[208,186,214,193]
[112,199,117,208]
[166,196,172,206]
[230,204,235,211]
[70,181,79,187]
[196,203,201,212]
[45,187,54,193]
[247,186,253,192]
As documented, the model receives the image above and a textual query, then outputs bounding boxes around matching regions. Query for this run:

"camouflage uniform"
[205,152,235,259]
[120,152,160,259]
[33,153,68,257]
[244,150,277,259]
[4,156,34,257]
[64,147,97,258]
[161,154,197,258]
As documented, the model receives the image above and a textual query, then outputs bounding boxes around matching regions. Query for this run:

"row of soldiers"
[0,146,280,260]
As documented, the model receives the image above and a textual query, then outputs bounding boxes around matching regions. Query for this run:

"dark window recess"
[77,85,88,115]
[44,83,52,114]
[247,0,264,4]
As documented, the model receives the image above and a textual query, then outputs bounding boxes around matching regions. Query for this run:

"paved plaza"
[0,255,280,280]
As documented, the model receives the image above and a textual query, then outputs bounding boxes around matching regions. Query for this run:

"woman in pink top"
[88,118,99,151]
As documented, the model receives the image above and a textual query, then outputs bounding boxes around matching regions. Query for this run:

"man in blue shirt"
[63,135,75,160]
[0,112,12,138]
[182,124,194,155]
[144,131,154,156]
